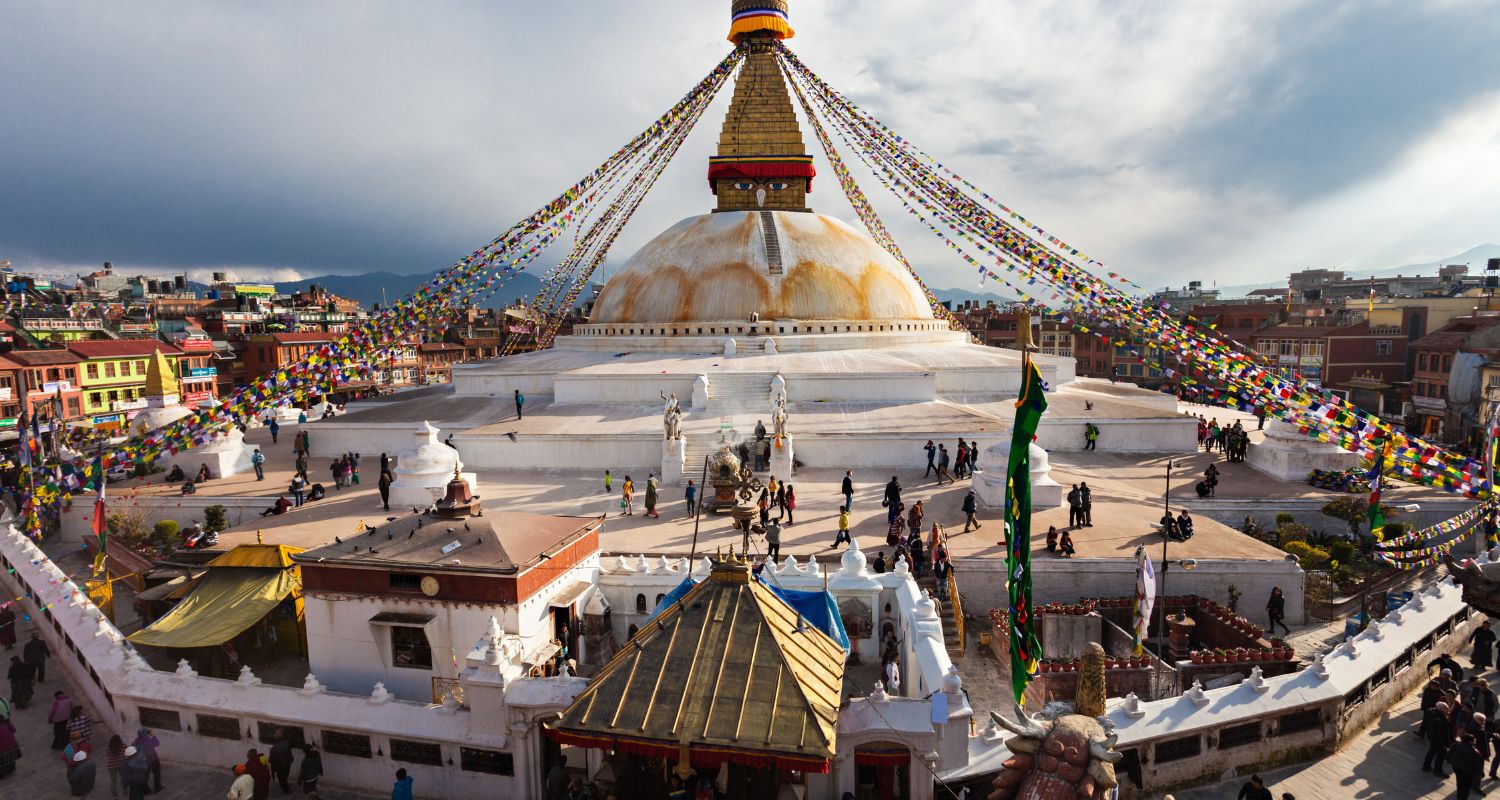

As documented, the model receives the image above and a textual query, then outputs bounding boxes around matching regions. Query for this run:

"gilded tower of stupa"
[708,1,815,213]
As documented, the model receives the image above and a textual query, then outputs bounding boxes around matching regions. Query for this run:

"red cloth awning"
[708,160,816,192]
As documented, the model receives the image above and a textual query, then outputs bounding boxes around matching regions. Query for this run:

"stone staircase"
[759,211,784,275]
[916,573,967,658]
[706,372,775,416]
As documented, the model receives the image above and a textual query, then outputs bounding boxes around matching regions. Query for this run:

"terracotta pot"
[1039,662,1051,674]
[1190,651,1205,664]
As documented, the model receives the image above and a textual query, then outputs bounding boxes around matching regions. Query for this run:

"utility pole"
[1154,459,1173,649]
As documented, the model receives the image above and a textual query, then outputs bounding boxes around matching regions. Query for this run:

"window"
[90,392,102,406]
[66,399,80,417]
[107,391,118,403]
[1443,355,1453,371]
[460,747,514,775]
[635,594,647,614]
[104,362,116,378]
[390,739,443,766]
[1238,318,1253,328]
[136,360,147,375]
[1375,340,1392,356]
[322,731,372,758]
[196,713,242,740]
[86,364,99,379]
[390,625,432,669]
[138,707,182,732]
[1418,353,1429,370]
[388,573,423,592]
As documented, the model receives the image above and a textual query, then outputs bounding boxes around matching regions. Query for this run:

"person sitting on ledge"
[308,483,327,502]
[164,465,185,483]
[1194,479,1212,498]
[1176,509,1195,540]
[260,496,292,517]
[179,481,196,496]
[1159,512,1179,538]
[196,464,212,483]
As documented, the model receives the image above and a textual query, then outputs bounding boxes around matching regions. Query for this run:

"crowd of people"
[1415,631,1500,799]
[1197,415,1250,462]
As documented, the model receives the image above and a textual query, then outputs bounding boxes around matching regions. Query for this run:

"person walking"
[24,632,49,682]
[933,551,953,601]
[1267,587,1292,636]
[330,459,345,490]
[250,449,266,481]
[268,418,280,445]
[775,482,787,521]
[1235,775,1272,800]
[954,440,969,479]
[242,749,270,800]
[1450,730,1484,799]
[842,470,854,511]
[908,501,924,541]
[267,730,294,795]
[885,507,906,548]
[765,519,782,562]
[1470,620,1496,672]
[962,490,981,533]
[104,736,126,800]
[119,746,149,800]
[684,480,697,517]
[69,750,97,798]
[935,445,954,485]
[910,534,925,579]
[49,690,73,750]
[924,440,937,477]
[294,453,309,482]
[377,471,391,511]
[391,768,415,800]
[0,715,19,780]
[514,389,525,420]
[621,476,634,516]
[289,476,306,507]
[297,745,323,799]
[66,705,93,746]
[227,765,255,800]
[644,476,659,519]
[784,485,796,524]
[833,506,851,549]
[1424,700,1454,777]
[604,470,612,494]
[1083,423,1099,451]
[882,477,902,524]
[130,727,162,795]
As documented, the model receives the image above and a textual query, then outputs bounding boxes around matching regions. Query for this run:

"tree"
[203,505,229,533]
[152,520,180,550]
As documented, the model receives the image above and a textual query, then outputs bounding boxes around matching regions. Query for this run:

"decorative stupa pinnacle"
[710,0,813,213]
[142,349,180,407]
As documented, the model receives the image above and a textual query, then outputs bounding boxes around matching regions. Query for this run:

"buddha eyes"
[735,182,755,191]
[732,181,790,191]
[767,182,789,190]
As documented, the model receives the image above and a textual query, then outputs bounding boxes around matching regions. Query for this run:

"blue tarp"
[646,576,850,651]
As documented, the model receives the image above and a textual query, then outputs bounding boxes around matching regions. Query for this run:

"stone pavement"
[1167,668,1493,800]
[0,616,376,799]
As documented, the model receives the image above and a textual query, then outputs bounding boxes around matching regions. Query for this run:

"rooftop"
[65,339,183,358]
[291,510,601,575]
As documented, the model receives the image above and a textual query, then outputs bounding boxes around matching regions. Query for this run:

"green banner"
[1006,354,1047,705]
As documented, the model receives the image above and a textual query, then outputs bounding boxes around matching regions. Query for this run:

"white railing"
[0,523,531,798]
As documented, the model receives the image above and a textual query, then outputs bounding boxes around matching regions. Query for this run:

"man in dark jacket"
[962,490,981,533]
[1424,701,1454,777]
[842,471,854,511]
[267,730,295,793]
[244,748,271,800]
[1235,774,1272,800]
[883,477,902,523]
[1419,678,1444,738]
[23,633,49,682]
[1449,730,1485,798]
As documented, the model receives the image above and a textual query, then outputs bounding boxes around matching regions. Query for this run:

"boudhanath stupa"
[314,31,1195,481]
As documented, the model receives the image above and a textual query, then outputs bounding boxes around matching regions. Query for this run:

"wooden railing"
[947,569,965,653]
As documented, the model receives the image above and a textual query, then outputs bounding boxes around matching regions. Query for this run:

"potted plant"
[1213,648,1226,663]
[1039,660,1051,674]
[1191,650,1205,664]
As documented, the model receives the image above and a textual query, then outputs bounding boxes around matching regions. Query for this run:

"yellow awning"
[128,568,298,649]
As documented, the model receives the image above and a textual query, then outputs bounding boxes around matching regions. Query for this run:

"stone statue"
[772,395,788,438]
[989,640,1122,800]
[664,405,682,441]
[1445,556,1500,616]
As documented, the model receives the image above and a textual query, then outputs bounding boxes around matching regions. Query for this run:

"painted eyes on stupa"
[731,181,792,191]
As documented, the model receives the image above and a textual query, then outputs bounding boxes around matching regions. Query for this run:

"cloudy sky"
[3,0,1498,292]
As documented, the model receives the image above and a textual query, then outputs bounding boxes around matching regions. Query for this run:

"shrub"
[106,510,152,549]
[1285,541,1331,570]
[1328,540,1356,565]
[1275,512,1297,527]
[1277,523,1311,545]
[152,520,180,549]
[203,505,229,533]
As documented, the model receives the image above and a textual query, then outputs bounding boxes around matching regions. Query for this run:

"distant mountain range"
[1213,243,1500,298]
[265,271,544,310]
[933,288,1017,306]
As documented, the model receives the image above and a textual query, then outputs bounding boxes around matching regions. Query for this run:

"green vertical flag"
[1006,353,1047,705]
[1367,441,1390,543]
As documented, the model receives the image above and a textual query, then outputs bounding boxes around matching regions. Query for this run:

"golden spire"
[709,2,814,213]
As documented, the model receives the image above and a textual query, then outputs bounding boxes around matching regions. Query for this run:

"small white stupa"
[142,352,254,479]
[1248,418,1360,481]
[972,441,1063,510]
[389,421,479,509]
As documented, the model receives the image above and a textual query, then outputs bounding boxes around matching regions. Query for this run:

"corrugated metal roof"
[548,558,844,768]
[206,543,304,569]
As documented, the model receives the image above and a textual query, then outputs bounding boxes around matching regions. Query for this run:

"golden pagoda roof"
[547,558,845,772]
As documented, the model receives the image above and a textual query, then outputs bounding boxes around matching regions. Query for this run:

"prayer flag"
[1368,441,1391,542]
[91,451,108,576]
[1133,547,1155,656]
[1005,353,1047,705]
